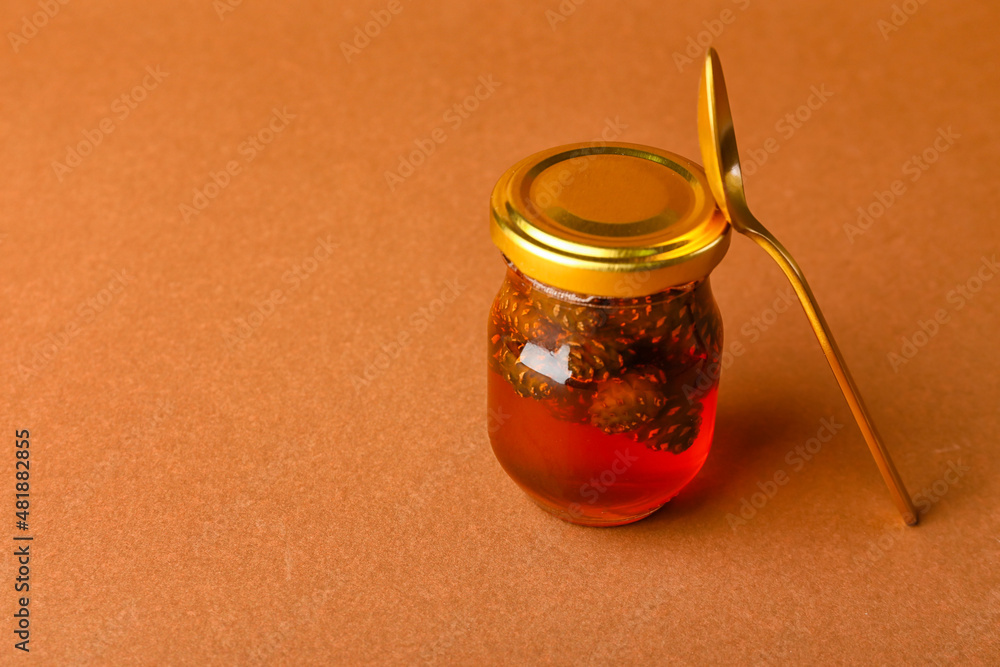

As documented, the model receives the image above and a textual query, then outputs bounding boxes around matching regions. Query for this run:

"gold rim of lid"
[490,141,731,297]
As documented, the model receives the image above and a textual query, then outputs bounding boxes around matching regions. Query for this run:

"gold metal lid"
[490,142,731,297]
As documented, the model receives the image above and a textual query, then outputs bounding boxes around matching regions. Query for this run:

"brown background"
[2,0,999,664]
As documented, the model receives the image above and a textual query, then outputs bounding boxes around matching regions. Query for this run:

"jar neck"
[502,255,704,307]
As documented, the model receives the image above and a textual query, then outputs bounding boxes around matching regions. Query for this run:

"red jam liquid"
[489,370,717,525]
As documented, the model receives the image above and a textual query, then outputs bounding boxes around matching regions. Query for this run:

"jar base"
[528,495,668,527]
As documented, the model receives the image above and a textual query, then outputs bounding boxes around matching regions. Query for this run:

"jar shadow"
[636,389,823,528]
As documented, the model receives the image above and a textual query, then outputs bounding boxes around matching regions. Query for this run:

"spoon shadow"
[637,387,826,529]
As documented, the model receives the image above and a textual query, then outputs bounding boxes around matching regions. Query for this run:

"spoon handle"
[736,213,919,526]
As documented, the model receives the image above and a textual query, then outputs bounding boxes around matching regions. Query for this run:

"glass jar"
[487,142,731,526]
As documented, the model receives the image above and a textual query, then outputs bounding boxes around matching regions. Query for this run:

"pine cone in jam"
[488,331,593,421]
[588,366,668,434]
[605,284,693,339]
[490,336,555,400]
[489,269,721,455]
[636,395,704,455]
[534,298,608,335]
[565,335,632,384]
[692,292,724,365]
[492,282,560,347]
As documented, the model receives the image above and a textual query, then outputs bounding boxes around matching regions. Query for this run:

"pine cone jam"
[487,263,723,525]
[487,142,731,525]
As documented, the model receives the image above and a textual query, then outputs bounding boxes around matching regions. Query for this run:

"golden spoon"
[697,48,918,526]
